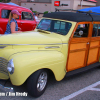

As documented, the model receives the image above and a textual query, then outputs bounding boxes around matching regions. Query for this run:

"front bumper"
[0,84,14,92]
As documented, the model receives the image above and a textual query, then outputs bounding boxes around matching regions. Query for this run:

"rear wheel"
[27,69,48,97]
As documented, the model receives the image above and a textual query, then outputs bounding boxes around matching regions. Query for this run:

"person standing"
[34,12,40,24]
[5,10,22,34]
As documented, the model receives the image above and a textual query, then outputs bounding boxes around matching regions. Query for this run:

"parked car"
[0,3,37,34]
[0,11,100,97]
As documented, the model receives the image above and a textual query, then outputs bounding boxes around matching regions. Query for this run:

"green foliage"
[0,0,11,2]
[32,11,37,13]
[7,0,11,2]
[44,11,48,14]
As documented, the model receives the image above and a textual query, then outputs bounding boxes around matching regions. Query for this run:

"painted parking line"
[60,81,100,100]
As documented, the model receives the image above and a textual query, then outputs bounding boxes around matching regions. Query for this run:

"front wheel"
[27,69,48,97]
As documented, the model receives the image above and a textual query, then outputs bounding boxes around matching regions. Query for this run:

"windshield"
[37,19,72,35]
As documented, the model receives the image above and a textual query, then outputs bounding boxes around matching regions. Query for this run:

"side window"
[1,9,11,18]
[52,20,72,35]
[22,12,34,20]
[92,24,100,37]
[73,24,89,38]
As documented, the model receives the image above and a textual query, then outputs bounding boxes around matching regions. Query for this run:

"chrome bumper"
[0,84,14,92]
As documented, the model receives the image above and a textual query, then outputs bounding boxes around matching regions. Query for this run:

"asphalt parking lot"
[0,67,100,100]
[61,81,100,100]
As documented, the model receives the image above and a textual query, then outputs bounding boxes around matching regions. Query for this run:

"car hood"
[0,31,62,45]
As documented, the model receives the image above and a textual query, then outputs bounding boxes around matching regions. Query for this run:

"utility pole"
[96,0,100,6]
[81,0,83,9]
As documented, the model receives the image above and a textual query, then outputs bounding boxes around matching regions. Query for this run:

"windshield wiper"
[37,29,50,34]
[56,32,63,35]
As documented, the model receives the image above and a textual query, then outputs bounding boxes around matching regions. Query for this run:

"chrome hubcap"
[37,72,47,92]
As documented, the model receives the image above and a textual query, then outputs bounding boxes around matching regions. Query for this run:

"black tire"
[27,69,48,97]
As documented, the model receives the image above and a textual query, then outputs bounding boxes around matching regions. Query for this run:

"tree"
[0,0,11,3]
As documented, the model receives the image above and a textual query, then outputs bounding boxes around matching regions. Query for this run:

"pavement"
[0,67,100,100]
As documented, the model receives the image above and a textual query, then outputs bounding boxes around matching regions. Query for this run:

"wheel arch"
[9,51,66,86]
[26,68,56,83]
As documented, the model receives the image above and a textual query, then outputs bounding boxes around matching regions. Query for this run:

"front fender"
[9,51,66,86]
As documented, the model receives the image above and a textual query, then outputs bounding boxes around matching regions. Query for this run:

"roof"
[0,3,30,11]
[43,12,100,22]
[6,2,19,6]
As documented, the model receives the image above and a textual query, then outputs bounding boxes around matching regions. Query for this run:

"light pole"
[18,0,21,6]
[96,0,100,6]
[81,0,83,9]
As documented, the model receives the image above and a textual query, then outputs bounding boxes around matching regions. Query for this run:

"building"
[96,0,100,6]
[10,0,21,5]
[11,0,97,13]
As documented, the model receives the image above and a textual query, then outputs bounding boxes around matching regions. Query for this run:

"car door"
[20,11,37,31]
[87,22,100,65]
[66,22,92,72]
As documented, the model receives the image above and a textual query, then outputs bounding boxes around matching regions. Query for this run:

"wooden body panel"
[67,22,100,72]
[68,50,86,71]
[87,48,99,64]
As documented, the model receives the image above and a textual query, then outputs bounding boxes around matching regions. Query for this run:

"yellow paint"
[0,73,9,79]
[0,18,76,85]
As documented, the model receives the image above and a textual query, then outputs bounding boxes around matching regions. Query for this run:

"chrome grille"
[0,57,9,76]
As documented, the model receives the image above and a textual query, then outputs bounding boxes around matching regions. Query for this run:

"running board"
[66,62,100,77]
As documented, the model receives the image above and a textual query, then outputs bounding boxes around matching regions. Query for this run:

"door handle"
[87,42,89,44]
[21,22,24,24]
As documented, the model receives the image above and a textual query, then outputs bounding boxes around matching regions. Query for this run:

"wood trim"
[97,45,100,62]
[87,46,99,65]
[93,22,100,24]
[78,22,91,24]
[66,21,100,72]
[88,23,93,37]
[90,46,100,49]
[66,23,79,71]
[71,38,90,43]
[66,22,92,72]
[87,60,99,66]
[70,48,87,53]
[90,37,100,41]
[66,62,100,76]
[84,42,90,66]
[97,41,100,63]
[98,41,100,60]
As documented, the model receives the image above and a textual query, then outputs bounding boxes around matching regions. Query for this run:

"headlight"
[7,59,14,74]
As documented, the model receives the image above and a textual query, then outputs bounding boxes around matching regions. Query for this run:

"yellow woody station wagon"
[0,12,100,97]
